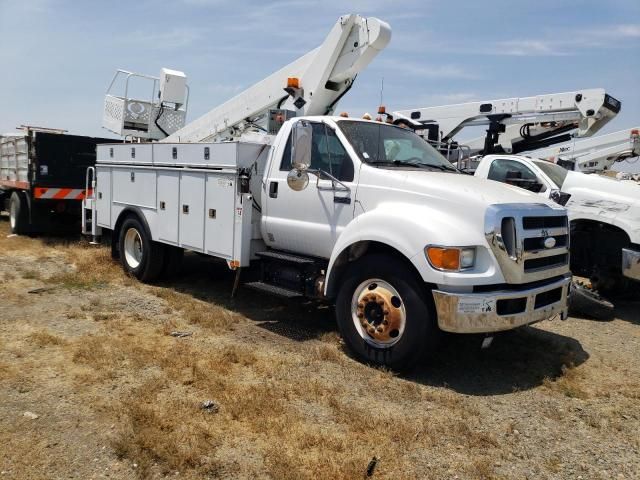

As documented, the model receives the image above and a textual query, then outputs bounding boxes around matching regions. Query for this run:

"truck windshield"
[337,120,457,172]
[533,160,568,188]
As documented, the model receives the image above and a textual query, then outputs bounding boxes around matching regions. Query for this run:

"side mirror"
[291,120,312,171]
[287,169,309,191]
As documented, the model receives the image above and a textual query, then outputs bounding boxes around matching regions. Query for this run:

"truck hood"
[561,171,640,241]
[355,166,563,248]
[562,171,640,205]
[359,167,556,209]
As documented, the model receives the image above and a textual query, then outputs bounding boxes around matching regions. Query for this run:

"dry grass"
[543,363,590,399]
[151,287,237,330]
[50,246,131,289]
[27,330,66,347]
[2,220,640,479]
[65,312,504,479]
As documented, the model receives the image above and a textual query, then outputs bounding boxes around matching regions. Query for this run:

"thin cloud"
[379,58,479,80]
[495,40,568,57]
[121,27,205,49]
[615,24,640,37]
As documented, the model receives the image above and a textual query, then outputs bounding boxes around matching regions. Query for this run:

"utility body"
[86,14,572,368]
[474,154,640,292]
[0,126,113,234]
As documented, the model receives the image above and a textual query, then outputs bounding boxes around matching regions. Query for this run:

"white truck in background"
[473,155,640,293]
[85,14,572,369]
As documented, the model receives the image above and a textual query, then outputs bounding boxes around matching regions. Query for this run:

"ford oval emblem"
[544,236,556,249]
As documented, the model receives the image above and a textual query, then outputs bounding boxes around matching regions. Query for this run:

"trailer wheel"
[118,216,165,282]
[335,254,437,371]
[9,192,29,235]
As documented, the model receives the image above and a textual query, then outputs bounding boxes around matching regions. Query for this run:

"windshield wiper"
[372,160,458,172]
[421,163,458,172]
[371,160,430,168]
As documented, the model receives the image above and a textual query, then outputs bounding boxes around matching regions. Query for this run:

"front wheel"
[118,216,165,282]
[335,254,438,371]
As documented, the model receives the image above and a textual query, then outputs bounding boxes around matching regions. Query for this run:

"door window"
[280,123,354,181]
[487,159,545,193]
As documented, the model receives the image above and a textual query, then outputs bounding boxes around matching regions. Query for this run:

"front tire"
[118,216,165,282]
[9,192,29,235]
[335,254,438,371]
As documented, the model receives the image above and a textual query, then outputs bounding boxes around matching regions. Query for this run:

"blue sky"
[1,0,639,144]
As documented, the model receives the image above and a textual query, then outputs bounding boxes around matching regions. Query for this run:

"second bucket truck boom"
[85,14,571,370]
[393,89,621,161]
[532,127,640,173]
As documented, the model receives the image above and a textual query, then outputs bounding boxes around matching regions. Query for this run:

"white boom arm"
[163,14,391,143]
[530,127,640,173]
[393,89,621,156]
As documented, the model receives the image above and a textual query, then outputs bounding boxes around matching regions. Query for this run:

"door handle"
[269,181,278,198]
[334,196,351,205]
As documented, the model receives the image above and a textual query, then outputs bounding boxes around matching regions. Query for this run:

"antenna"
[380,77,384,106]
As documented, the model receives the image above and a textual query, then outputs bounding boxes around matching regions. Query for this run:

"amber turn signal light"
[426,247,460,271]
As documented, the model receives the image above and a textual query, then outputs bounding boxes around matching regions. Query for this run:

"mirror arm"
[307,168,350,192]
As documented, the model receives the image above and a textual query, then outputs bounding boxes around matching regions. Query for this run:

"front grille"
[523,216,567,230]
[523,234,569,251]
[486,204,571,284]
[524,254,569,272]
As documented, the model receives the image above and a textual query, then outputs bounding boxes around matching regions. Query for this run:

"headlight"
[426,246,476,272]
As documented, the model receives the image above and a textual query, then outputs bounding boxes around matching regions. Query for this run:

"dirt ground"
[0,216,638,480]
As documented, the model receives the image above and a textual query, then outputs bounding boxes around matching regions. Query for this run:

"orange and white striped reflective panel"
[33,188,89,200]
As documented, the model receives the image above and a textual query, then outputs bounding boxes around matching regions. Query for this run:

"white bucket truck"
[85,15,571,369]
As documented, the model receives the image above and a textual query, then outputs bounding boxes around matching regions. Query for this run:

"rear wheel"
[118,216,165,282]
[335,254,437,371]
[9,192,29,235]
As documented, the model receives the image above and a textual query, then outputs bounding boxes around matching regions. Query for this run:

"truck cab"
[264,118,572,363]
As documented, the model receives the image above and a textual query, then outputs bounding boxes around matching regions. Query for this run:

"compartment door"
[178,172,205,251]
[96,167,112,228]
[157,171,180,244]
[204,173,236,259]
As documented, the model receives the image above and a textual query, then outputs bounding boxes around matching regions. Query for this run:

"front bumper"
[432,274,571,334]
[622,248,640,281]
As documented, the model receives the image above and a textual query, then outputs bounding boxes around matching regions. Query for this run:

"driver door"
[262,121,356,258]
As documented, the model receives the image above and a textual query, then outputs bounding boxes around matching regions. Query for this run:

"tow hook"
[481,335,494,350]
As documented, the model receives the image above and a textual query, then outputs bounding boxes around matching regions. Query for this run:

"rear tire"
[9,192,29,235]
[335,253,438,371]
[118,216,165,282]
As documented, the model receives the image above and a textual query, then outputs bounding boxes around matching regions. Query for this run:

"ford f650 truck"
[84,15,571,369]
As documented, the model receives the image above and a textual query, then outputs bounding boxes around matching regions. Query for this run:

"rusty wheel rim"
[351,279,406,348]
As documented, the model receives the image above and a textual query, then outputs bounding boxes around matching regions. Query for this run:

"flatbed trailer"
[0,127,114,234]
